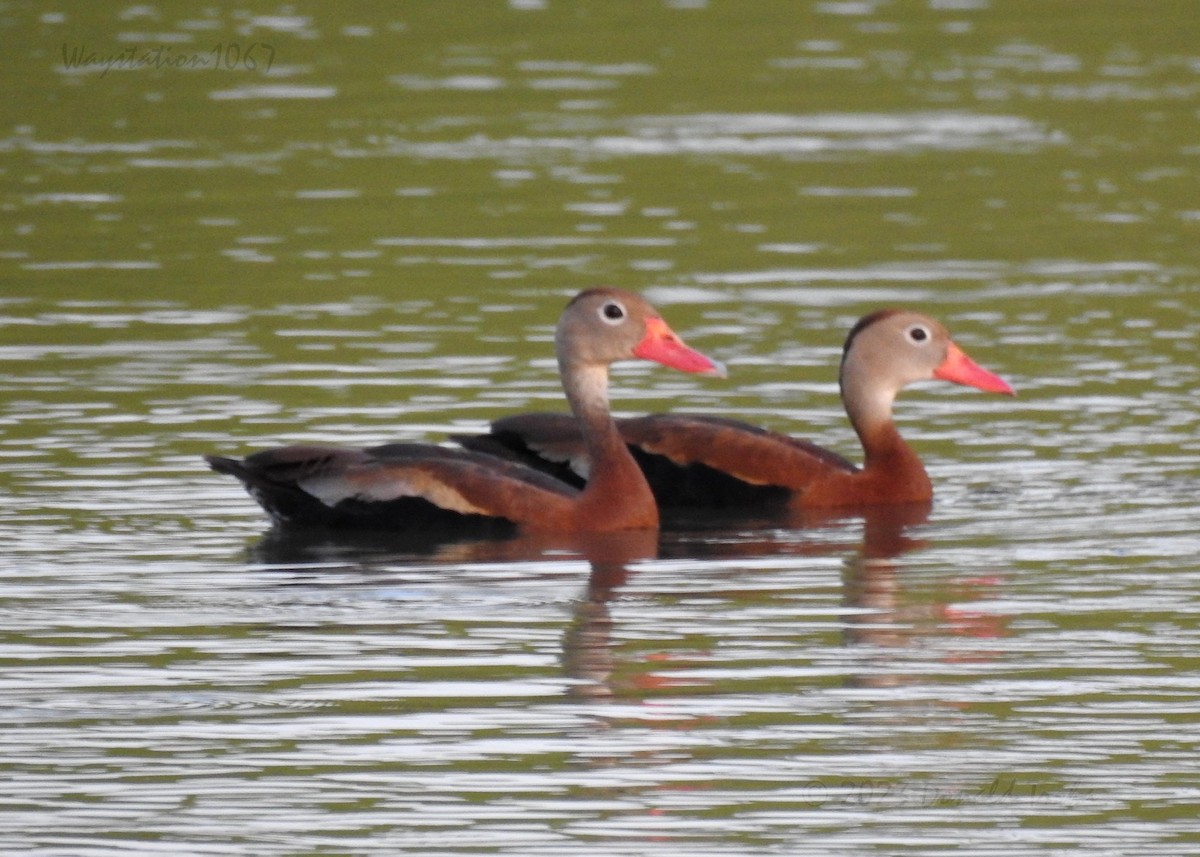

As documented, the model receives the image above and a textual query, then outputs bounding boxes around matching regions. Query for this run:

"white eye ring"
[599,300,627,325]
[905,323,932,345]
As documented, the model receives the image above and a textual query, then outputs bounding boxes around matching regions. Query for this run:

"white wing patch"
[535,445,591,479]
[300,467,492,516]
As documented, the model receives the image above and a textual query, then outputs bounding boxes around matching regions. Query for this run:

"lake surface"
[2,2,1199,854]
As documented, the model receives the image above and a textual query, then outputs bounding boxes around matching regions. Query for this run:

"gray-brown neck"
[839,351,919,472]
[557,353,652,504]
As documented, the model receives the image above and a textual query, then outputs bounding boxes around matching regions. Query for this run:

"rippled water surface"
[3,2,1199,855]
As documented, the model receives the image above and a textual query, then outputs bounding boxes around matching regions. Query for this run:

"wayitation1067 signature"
[61,42,275,77]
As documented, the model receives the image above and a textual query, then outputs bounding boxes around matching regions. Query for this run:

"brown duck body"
[458,309,1014,511]
[206,289,724,532]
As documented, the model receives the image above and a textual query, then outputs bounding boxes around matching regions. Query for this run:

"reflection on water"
[355,111,1058,160]
[561,504,942,702]
[0,341,1194,838]
[242,506,946,708]
[3,278,1197,852]
[3,0,1200,854]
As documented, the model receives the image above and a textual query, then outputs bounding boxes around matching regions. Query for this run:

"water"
[2,2,1199,854]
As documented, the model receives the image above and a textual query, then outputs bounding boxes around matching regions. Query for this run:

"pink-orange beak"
[933,342,1015,395]
[633,316,727,377]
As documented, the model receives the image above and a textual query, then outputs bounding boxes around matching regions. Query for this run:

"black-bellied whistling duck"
[457,309,1014,510]
[205,288,725,533]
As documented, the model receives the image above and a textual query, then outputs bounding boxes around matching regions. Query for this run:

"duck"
[205,288,725,532]
[456,308,1014,510]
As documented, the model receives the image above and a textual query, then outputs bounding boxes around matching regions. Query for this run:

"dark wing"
[456,412,857,509]
[206,445,374,526]
[206,443,578,530]
[621,414,857,487]
[452,413,590,487]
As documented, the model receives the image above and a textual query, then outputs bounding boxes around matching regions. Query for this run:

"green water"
[2,2,1198,855]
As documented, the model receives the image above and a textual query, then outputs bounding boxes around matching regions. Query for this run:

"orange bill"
[633,316,727,377]
[933,342,1015,395]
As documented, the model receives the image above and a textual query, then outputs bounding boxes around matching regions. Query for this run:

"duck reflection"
[244,523,655,700]
[243,498,994,702]
[559,502,940,701]
[838,503,935,689]
[246,520,656,574]
[838,503,1011,691]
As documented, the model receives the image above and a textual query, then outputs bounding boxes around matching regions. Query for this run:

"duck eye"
[600,301,626,324]
[906,324,931,344]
